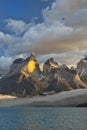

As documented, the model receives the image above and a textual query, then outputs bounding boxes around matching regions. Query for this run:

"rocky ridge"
[0,53,87,97]
[77,57,87,84]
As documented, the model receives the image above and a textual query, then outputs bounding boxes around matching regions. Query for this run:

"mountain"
[0,73,5,79]
[0,53,87,97]
[46,69,73,92]
[0,73,44,97]
[77,57,87,84]
[57,64,87,89]
[0,53,43,97]
[6,57,26,77]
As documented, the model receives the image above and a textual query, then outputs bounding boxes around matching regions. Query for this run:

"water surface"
[0,107,87,130]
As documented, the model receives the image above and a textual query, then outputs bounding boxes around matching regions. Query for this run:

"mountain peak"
[0,54,87,97]
[84,57,87,61]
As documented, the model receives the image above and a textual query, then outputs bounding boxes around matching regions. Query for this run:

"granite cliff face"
[0,54,87,97]
[6,58,27,77]
[0,53,43,97]
[77,57,87,84]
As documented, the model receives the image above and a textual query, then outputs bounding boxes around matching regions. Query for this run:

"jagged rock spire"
[30,52,36,61]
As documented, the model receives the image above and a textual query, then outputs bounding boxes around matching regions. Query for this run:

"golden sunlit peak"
[27,60,36,73]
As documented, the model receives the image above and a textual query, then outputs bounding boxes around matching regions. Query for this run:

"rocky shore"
[0,94,17,100]
[0,89,87,107]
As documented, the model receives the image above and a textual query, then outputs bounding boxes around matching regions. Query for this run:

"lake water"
[0,107,87,130]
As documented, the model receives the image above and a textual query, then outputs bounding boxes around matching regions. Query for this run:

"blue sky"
[0,0,87,72]
[0,0,53,27]
[0,0,53,56]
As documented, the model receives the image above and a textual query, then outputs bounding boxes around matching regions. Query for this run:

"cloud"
[41,0,53,2]
[83,51,87,58]
[6,20,87,56]
[37,50,84,66]
[0,32,16,46]
[5,19,30,35]
[42,0,87,27]
[0,56,13,73]
[1,0,87,72]
[2,0,87,56]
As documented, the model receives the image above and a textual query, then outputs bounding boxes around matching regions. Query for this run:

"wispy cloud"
[5,19,30,35]
[0,56,12,73]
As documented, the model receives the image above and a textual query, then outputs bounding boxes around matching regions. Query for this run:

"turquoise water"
[0,107,87,130]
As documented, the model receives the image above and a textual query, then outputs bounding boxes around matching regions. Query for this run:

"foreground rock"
[0,89,87,107]
[0,94,17,99]
[0,73,43,97]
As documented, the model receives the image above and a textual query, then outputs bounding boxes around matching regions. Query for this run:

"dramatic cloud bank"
[0,56,12,73]
[5,19,30,35]
[0,0,87,72]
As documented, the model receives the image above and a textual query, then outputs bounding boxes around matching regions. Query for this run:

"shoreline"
[0,94,17,100]
[0,89,87,107]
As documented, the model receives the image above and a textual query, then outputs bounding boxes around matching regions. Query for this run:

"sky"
[0,0,87,73]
